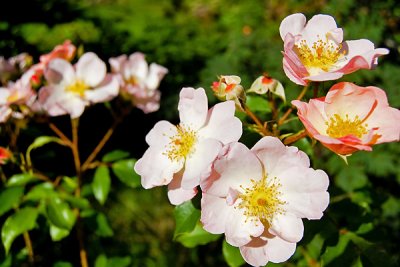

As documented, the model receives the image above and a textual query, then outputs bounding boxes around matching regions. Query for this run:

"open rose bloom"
[279,13,389,85]
[109,52,168,113]
[38,52,119,118]
[201,137,329,266]
[134,87,242,205]
[292,82,400,155]
[0,69,36,122]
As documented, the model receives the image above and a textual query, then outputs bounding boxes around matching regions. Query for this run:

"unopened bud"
[211,75,246,111]
[248,74,285,102]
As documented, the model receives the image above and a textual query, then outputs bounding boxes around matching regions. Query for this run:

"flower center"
[237,177,286,225]
[125,76,138,86]
[164,125,197,161]
[326,114,368,138]
[7,91,20,104]
[295,37,344,73]
[66,80,89,96]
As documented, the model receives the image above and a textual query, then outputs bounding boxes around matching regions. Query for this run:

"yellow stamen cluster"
[237,177,286,225]
[125,76,138,85]
[295,37,344,71]
[164,125,197,161]
[66,80,89,96]
[326,114,368,138]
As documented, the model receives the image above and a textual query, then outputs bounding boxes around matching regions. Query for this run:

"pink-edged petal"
[167,173,197,205]
[252,137,310,178]
[201,193,233,234]
[145,63,168,91]
[314,134,372,155]
[181,138,222,190]
[134,147,183,189]
[306,71,344,82]
[279,167,330,219]
[270,213,304,243]
[178,87,208,130]
[292,98,328,134]
[325,82,376,121]
[109,54,127,73]
[145,120,177,148]
[45,58,75,86]
[240,235,297,266]
[282,34,309,85]
[225,207,264,247]
[0,106,12,123]
[201,142,263,197]
[198,100,242,144]
[364,107,400,144]
[76,52,106,87]
[302,14,339,44]
[132,89,161,114]
[84,74,119,103]
[279,13,306,40]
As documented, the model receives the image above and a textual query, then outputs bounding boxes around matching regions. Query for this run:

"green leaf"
[24,183,56,201]
[245,95,271,113]
[108,256,131,267]
[173,201,200,239]
[111,159,141,188]
[335,166,368,192]
[1,207,38,254]
[321,232,351,265]
[64,195,91,210]
[61,176,78,193]
[27,136,63,152]
[53,261,73,267]
[95,213,114,237]
[50,224,70,242]
[0,187,24,216]
[46,198,76,230]
[222,239,245,267]
[92,166,111,205]
[6,173,38,187]
[102,150,130,162]
[176,222,220,248]
[95,254,107,267]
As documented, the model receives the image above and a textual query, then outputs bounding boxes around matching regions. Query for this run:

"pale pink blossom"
[30,40,76,84]
[201,137,329,266]
[0,69,36,122]
[279,13,389,85]
[109,52,168,113]
[292,82,400,155]
[38,52,119,119]
[134,87,242,205]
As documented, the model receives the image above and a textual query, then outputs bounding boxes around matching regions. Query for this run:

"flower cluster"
[135,12,399,267]
[0,40,168,122]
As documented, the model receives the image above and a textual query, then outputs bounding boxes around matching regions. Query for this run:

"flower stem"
[244,106,272,136]
[278,85,308,126]
[70,118,88,267]
[23,231,34,264]
[81,107,130,171]
[283,130,308,145]
[49,122,73,147]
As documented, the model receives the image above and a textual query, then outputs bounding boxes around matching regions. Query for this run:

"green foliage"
[222,240,245,267]
[0,187,24,216]
[111,159,141,188]
[92,166,111,205]
[1,207,38,254]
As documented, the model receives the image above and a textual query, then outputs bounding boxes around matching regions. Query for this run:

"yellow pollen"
[237,177,286,225]
[326,114,368,138]
[125,76,138,85]
[7,92,20,103]
[164,125,197,161]
[295,36,345,72]
[66,80,89,96]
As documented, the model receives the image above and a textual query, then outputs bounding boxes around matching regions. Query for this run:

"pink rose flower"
[279,13,389,85]
[134,87,242,205]
[30,40,77,83]
[38,52,119,119]
[109,52,168,113]
[0,69,36,122]
[292,82,400,155]
[200,137,329,266]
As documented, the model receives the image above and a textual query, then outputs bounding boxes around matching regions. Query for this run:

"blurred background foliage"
[0,0,399,266]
